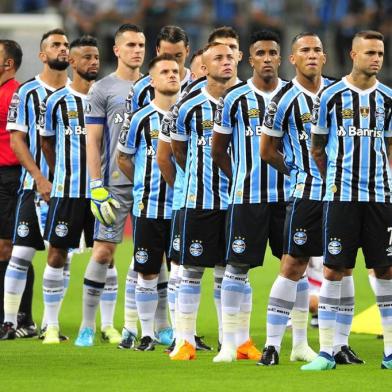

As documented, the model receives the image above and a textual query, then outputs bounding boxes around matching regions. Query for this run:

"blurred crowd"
[1,0,391,78]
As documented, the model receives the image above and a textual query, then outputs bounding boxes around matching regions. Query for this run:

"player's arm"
[260,133,289,175]
[157,138,176,188]
[170,103,189,172]
[311,134,328,180]
[86,123,104,180]
[40,136,56,175]
[117,151,134,181]
[171,139,187,172]
[211,132,232,180]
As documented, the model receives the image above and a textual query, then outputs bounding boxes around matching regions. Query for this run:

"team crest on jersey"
[264,101,277,128]
[311,96,320,124]
[341,109,354,119]
[172,235,180,252]
[125,87,134,113]
[55,222,68,237]
[360,107,370,118]
[135,248,148,264]
[328,238,342,255]
[84,102,92,114]
[214,97,224,125]
[7,93,20,122]
[293,229,307,246]
[17,222,29,238]
[189,240,203,257]
[232,237,246,254]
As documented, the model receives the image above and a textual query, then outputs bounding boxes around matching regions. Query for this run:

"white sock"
[100,265,118,330]
[214,265,225,344]
[63,252,72,298]
[237,280,252,346]
[4,246,35,326]
[374,278,392,356]
[124,260,138,335]
[334,275,354,352]
[43,265,64,328]
[136,275,159,338]
[168,262,179,338]
[291,276,310,347]
[318,279,342,356]
[155,262,170,332]
[81,260,108,330]
[175,265,183,341]
[266,275,297,351]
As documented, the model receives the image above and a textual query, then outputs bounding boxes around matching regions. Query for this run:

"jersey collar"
[247,78,283,99]
[292,76,325,99]
[342,76,379,95]
[201,87,220,104]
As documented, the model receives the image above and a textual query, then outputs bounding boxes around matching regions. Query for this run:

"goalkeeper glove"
[90,179,120,226]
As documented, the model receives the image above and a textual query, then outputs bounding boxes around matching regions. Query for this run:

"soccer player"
[74,24,146,348]
[0,39,35,337]
[189,49,205,81]
[39,35,99,344]
[211,29,289,362]
[0,29,69,340]
[169,42,236,360]
[259,32,360,365]
[303,30,392,370]
[117,53,180,351]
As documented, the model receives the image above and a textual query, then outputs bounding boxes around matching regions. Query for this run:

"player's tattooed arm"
[117,151,134,181]
[311,133,328,180]
[260,133,289,175]
[10,130,52,201]
[171,139,188,172]
[211,132,232,180]
[157,139,176,188]
[40,135,56,175]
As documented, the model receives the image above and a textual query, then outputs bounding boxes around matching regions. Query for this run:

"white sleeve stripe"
[261,126,284,137]
[6,123,28,132]
[158,132,171,143]
[311,125,329,135]
[117,143,136,155]
[213,124,232,135]
[385,131,392,137]
[40,129,55,136]
[170,132,189,141]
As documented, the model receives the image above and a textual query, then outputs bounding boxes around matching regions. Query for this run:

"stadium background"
[0,1,391,391]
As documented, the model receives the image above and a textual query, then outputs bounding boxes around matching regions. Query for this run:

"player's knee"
[323,264,344,280]
[92,241,116,263]
[47,246,68,267]
[280,254,308,281]
[373,266,392,280]
[226,262,250,275]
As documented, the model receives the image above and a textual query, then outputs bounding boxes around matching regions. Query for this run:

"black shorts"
[323,201,392,269]
[44,197,94,249]
[13,190,45,250]
[168,209,184,263]
[133,216,171,274]
[225,202,286,267]
[283,197,323,258]
[180,209,226,268]
[0,166,20,239]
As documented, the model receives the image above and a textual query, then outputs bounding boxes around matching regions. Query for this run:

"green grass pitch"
[1,241,390,392]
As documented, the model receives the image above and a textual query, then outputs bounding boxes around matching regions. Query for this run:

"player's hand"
[90,179,120,226]
[36,176,52,202]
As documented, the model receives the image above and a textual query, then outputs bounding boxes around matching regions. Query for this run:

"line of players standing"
[1,22,392,371]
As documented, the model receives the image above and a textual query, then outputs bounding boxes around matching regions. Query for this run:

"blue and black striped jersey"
[130,69,192,112]
[214,78,291,204]
[171,87,230,210]
[6,75,57,192]
[312,77,392,202]
[118,102,173,219]
[40,86,90,198]
[262,77,335,201]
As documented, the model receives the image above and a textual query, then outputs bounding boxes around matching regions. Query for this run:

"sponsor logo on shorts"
[17,222,29,238]
[232,237,246,254]
[328,238,342,255]
[172,236,180,252]
[386,246,392,257]
[135,248,148,264]
[189,241,203,257]
[55,222,68,237]
[293,229,307,246]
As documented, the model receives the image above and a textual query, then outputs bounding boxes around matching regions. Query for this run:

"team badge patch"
[172,236,180,252]
[135,249,148,264]
[17,222,29,238]
[189,241,203,257]
[55,222,68,237]
[328,238,342,255]
[7,93,20,122]
[214,97,224,125]
[293,229,307,246]
[360,107,370,118]
[264,101,277,128]
[232,237,246,254]
[311,96,320,124]
[125,87,134,113]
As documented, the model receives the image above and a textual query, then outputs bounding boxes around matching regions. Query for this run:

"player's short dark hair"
[114,23,143,43]
[156,25,189,48]
[0,39,23,71]
[250,29,280,47]
[40,28,67,50]
[148,53,178,70]
[70,35,98,50]
[353,30,384,42]
[208,26,239,44]
[190,49,204,66]
[291,32,320,47]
